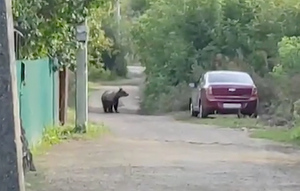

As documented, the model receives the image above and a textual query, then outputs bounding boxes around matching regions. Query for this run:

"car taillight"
[252,87,257,96]
[207,86,213,95]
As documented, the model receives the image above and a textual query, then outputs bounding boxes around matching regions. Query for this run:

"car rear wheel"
[250,110,258,118]
[190,101,199,117]
[199,101,208,118]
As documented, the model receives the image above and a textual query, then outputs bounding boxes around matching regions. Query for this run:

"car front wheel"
[190,101,199,117]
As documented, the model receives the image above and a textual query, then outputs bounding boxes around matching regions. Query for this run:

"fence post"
[59,66,68,125]
[0,0,25,190]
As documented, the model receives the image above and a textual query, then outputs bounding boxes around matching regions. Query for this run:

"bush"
[140,82,190,114]
[88,64,117,81]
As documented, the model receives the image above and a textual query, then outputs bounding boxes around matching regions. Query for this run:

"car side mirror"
[188,82,196,88]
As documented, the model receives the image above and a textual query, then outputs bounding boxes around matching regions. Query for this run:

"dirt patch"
[32,136,300,191]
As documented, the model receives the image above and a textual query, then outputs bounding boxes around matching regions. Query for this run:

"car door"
[191,74,205,111]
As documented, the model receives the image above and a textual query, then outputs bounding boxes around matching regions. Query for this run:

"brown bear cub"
[101,88,129,113]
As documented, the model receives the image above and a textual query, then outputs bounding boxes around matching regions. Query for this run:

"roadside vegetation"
[126,0,300,144]
[250,127,300,144]
[30,109,109,156]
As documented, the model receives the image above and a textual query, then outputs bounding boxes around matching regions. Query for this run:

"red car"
[189,70,258,118]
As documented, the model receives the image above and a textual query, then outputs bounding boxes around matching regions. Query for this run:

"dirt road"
[36,67,300,191]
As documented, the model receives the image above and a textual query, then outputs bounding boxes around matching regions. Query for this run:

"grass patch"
[30,109,109,156]
[251,127,300,145]
[251,129,292,143]
[173,112,264,129]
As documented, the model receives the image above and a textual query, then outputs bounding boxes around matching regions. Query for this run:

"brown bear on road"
[101,88,129,113]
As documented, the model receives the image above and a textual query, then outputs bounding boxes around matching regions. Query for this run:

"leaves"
[13,0,113,68]
[278,36,300,73]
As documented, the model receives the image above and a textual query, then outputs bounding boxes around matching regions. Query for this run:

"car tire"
[250,111,258,118]
[189,101,199,117]
[237,111,246,118]
[250,101,259,118]
[199,100,208,118]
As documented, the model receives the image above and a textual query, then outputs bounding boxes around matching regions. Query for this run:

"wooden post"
[59,66,68,125]
[0,0,26,191]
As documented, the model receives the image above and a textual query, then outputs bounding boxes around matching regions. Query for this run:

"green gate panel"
[16,57,59,145]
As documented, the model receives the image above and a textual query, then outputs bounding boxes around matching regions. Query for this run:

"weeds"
[251,127,300,145]
[30,109,109,156]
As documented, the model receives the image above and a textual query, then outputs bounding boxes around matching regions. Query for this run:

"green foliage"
[88,6,114,68]
[88,64,117,81]
[13,0,109,63]
[13,0,128,77]
[130,0,300,114]
[251,126,300,145]
[88,2,129,77]
[100,24,128,77]
[251,129,295,144]
[127,0,152,16]
[278,36,300,73]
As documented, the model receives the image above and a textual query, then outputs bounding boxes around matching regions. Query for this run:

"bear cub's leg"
[102,101,108,113]
[108,104,113,113]
[114,100,119,113]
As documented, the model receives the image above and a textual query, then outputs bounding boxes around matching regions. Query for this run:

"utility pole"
[75,19,89,132]
[0,0,26,190]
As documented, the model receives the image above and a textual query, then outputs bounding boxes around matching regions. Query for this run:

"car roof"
[206,70,249,75]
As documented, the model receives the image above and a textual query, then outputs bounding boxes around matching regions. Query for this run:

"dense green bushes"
[130,0,300,119]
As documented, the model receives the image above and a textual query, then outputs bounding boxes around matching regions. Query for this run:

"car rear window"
[208,72,254,84]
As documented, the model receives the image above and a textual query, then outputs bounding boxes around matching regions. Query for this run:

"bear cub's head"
[115,88,129,98]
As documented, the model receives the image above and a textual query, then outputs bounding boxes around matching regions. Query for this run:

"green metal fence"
[16,57,59,145]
